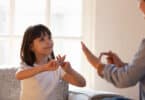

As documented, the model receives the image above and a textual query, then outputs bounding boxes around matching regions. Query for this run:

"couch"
[0,67,130,100]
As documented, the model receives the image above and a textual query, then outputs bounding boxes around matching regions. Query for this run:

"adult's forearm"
[86,54,100,69]
[102,64,140,88]
[97,63,105,77]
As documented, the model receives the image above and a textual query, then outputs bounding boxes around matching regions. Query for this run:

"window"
[50,0,82,37]
[0,0,11,65]
[14,0,46,34]
[50,0,82,72]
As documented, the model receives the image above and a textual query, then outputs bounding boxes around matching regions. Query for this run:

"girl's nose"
[47,40,53,47]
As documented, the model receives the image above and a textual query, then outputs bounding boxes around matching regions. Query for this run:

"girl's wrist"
[64,67,73,73]
[41,64,49,71]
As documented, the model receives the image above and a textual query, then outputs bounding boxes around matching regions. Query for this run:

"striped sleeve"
[102,39,145,88]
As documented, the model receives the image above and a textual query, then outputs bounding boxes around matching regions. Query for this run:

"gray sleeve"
[103,39,145,88]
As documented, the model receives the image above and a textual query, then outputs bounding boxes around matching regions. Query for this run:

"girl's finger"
[61,55,66,62]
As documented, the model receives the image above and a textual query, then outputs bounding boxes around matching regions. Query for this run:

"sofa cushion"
[0,68,20,100]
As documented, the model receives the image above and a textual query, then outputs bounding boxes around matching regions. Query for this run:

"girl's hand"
[43,60,59,71]
[99,51,125,68]
[56,55,65,66]
[61,61,72,73]
[56,55,72,72]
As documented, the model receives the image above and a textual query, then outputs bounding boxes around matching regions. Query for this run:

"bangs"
[30,24,52,42]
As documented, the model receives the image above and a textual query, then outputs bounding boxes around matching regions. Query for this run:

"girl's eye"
[47,35,51,40]
[48,37,52,40]
[40,38,44,41]
[48,37,51,40]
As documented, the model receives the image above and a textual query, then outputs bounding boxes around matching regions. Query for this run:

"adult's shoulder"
[138,38,145,48]
[141,38,145,43]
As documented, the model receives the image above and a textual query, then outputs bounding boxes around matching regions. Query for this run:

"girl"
[81,0,145,99]
[15,24,86,100]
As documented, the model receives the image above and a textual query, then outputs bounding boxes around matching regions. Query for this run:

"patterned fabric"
[0,68,20,100]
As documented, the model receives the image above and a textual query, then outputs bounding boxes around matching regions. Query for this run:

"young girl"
[15,24,86,100]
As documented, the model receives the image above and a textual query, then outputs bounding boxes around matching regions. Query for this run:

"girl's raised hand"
[43,60,59,71]
[56,55,66,66]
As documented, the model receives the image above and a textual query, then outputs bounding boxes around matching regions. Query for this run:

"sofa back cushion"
[0,68,20,100]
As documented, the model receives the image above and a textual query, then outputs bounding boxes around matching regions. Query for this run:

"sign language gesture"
[56,55,72,73]
[99,51,126,68]
[43,60,59,71]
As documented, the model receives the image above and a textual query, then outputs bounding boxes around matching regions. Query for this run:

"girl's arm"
[15,65,46,80]
[61,62,86,87]
[15,60,59,80]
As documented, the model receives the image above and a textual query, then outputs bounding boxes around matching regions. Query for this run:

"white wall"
[93,0,145,99]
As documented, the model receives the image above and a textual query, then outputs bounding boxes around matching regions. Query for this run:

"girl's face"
[31,32,53,57]
[139,0,145,17]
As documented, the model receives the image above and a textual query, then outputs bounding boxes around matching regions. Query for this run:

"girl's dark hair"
[20,24,55,66]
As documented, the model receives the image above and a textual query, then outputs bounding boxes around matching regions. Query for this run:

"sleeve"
[17,62,32,72]
[102,39,145,88]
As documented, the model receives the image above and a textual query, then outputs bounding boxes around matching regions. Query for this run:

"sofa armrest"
[68,88,130,100]
[69,90,92,100]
